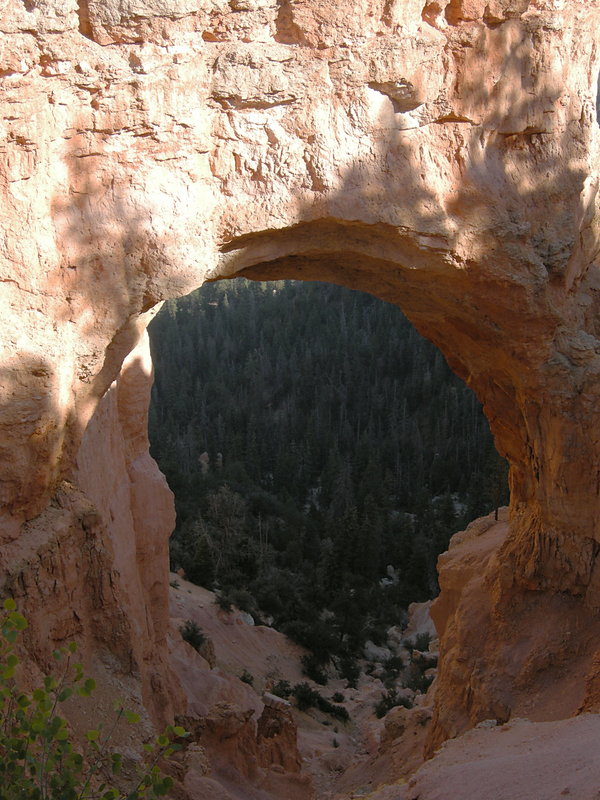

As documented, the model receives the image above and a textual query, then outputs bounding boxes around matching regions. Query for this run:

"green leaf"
[67,641,77,654]
[58,687,73,703]
[152,777,173,796]
[3,598,16,611]
[172,725,187,737]
[85,729,100,742]
[125,710,140,724]
[111,753,123,775]
[8,612,27,631]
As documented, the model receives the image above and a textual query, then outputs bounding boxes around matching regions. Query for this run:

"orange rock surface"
[2,0,600,795]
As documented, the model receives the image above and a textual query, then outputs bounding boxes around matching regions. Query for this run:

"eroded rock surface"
[372,714,600,800]
[428,509,600,751]
[2,0,600,791]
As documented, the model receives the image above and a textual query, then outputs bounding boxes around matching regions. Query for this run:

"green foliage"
[239,670,254,686]
[282,620,337,666]
[374,689,413,719]
[403,662,435,695]
[301,654,328,686]
[290,683,349,722]
[186,533,215,590]
[179,620,205,652]
[316,697,349,723]
[226,589,257,618]
[148,279,510,678]
[0,600,187,800]
[380,655,406,689]
[214,593,232,613]
[411,632,432,652]
[338,656,360,689]
[270,681,292,699]
[291,683,321,712]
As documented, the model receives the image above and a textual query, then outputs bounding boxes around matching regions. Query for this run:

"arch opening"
[149,274,508,633]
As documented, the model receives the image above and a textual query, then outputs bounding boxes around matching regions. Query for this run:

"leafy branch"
[0,599,187,800]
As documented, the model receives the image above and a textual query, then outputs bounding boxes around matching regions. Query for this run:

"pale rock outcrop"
[402,601,437,646]
[364,640,393,663]
[2,0,600,792]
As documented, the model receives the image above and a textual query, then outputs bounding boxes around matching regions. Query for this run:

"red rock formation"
[427,510,600,753]
[2,0,600,781]
[257,693,302,774]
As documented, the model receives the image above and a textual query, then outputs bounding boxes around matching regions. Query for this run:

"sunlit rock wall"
[1,0,600,749]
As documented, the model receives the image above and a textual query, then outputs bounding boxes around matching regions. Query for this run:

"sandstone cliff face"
[2,0,600,777]
[428,509,600,751]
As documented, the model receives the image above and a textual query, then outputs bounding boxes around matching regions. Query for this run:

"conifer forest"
[148,279,508,678]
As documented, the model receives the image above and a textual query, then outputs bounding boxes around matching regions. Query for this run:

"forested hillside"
[148,279,507,678]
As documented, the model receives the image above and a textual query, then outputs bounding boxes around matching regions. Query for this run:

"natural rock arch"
[1,0,600,750]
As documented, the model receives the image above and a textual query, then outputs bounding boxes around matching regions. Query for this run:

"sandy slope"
[369,714,600,800]
[168,575,396,798]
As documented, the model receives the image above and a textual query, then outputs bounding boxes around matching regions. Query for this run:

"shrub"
[331,692,345,703]
[214,592,233,612]
[0,599,187,800]
[301,654,328,685]
[381,655,406,689]
[403,662,434,694]
[281,620,337,665]
[338,655,360,688]
[270,680,292,699]
[228,588,256,616]
[374,688,413,719]
[187,533,216,589]
[291,683,350,722]
[180,620,205,652]
[317,697,349,722]
[291,682,321,712]
[240,669,254,685]
[383,655,405,674]
[413,632,432,652]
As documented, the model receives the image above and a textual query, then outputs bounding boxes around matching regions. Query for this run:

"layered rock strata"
[1,0,600,770]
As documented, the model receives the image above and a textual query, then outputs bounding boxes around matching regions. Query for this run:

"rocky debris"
[364,640,393,663]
